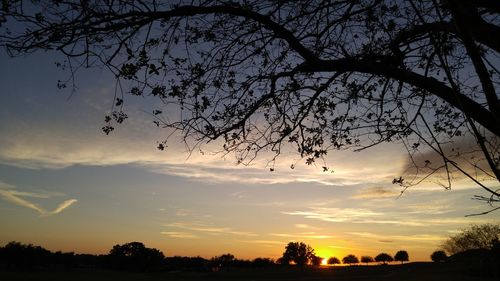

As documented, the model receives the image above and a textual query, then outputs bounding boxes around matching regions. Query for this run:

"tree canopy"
[0,0,499,206]
[442,223,500,255]
[394,250,409,263]
[430,250,447,262]
[375,252,393,264]
[280,242,315,266]
[360,255,375,264]
[342,254,359,265]
[327,256,341,265]
[108,241,165,271]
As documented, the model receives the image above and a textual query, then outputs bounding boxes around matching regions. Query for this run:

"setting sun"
[321,258,328,266]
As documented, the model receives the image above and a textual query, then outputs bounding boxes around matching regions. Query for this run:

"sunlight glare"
[321,258,328,266]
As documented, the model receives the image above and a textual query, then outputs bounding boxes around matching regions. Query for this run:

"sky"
[0,50,499,262]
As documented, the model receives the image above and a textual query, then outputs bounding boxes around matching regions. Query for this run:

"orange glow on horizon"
[321,258,328,265]
[315,247,336,261]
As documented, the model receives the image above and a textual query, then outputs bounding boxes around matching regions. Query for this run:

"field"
[1,262,497,281]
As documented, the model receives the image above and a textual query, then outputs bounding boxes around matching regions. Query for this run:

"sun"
[321,258,328,266]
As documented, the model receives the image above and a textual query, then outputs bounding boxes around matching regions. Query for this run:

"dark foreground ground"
[1,262,497,281]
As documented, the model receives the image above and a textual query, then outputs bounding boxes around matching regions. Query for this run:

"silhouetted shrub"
[310,255,323,266]
[342,254,359,265]
[252,257,275,267]
[164,256,209,272]
[375,253,393,264]
[394,250,409,264]
[0,241,51,270]
[442,224,500,255]
[430,250,447,262]
[280,242,315,266]
[210,253,235,271]
[327,257,340,265]
[107,242,165,272]
[361,256,374,264]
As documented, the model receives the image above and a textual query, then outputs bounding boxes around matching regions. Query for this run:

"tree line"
[0,240,410,272]
[278,241,409,266]
[1,224,498,273]
[0,241,275,272]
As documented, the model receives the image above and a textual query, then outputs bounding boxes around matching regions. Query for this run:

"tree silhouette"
[342,254,359,265]
[281,242,315,267]
[1,1,499,204]
[375,253,393,264]
[210,253,235,271]
[430,250,448,262]
[394,250,409,264]
[108,242,164,271]
[0,241,51,269]
[310,255,323,267]
[361,255,374,265]
[251,257,275,267]
[442,223,500,255]
[327,257,341,266]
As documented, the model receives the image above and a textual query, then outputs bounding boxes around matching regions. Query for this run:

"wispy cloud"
[240,240,286,245]
[294,224,321,231]
[0,188,46,214]
[160,231,198,239]
[271,232,335,239]
[282,207,399,224]
[281,206,484,227]
[164,222,257,237]
[50,199,78,215]
[347,232,445,244]
[0,117,408,187]
[351,186,402,200]
[0,182,77,216]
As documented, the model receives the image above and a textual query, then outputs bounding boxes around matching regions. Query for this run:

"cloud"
[351,186,402,200]
[0,112,408,187]
[240,240,285,245]
[283,207,442,227]
[294,224,321,231]
[401,133,498,188]
[164,222,257,237]
[50,199,78,215]
[283,207,387,223]
[0,189,46,214]
[271,232,335,239]
[328,245,364,251]
[160,231,198,239]
[281,205,490,227]
[0,182,77,216]
[347,232,445,244]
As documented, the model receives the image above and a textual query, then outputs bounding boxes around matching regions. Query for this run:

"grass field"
[1,262,497,281]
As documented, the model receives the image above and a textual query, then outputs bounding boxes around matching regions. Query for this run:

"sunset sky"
[0,50,498,262]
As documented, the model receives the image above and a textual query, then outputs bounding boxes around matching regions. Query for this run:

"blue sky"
[0,50,498,261]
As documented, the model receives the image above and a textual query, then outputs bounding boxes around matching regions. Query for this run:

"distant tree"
[276,257,287,265]
[210,253,235,271]
[442,224,500,255]
[108,242,164,271]
[0,241,51,269]
[0,241,79,270]
[375,253,393,264]
[394,250,409,264]
[281,242,315,267]
[361,256,374,265]
[164,256,208,272]
[327,257,341,266]
[252,257,275,267]
[310,255,323,267]
[342,254,359,265]
[430,250,448,262]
